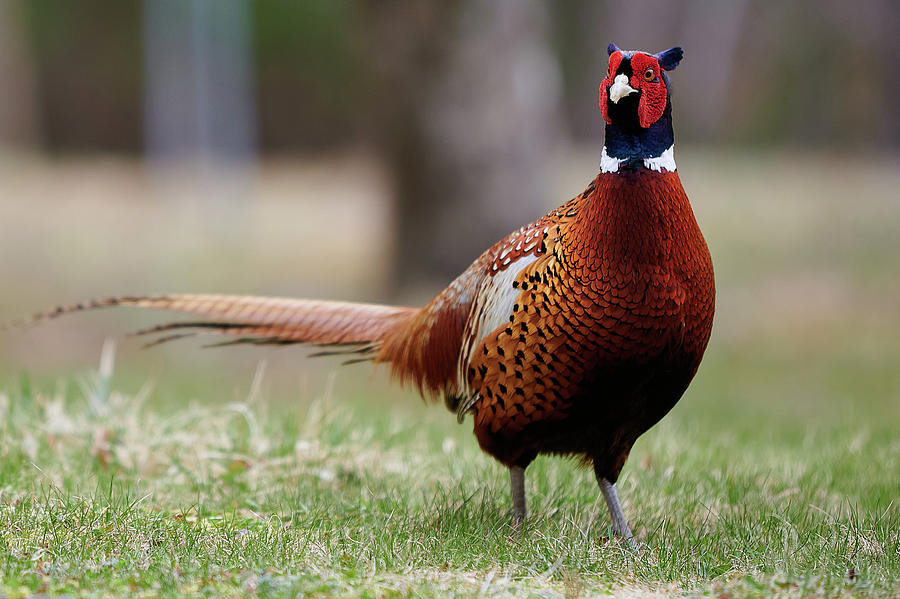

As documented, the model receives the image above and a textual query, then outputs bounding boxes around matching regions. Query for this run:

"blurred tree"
[360,0,565,295]
[7,0,900,155]
[143,0,257,167]
[730,0,900,148]
[0,0,38,148]
[20,0,142,152]
[253,1,363,151]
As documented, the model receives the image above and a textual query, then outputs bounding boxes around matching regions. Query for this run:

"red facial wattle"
[598,51,623,125]
[629,53,667,128]
[599,52,669,129]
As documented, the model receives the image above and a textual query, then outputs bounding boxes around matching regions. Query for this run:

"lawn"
[0,150,898,597]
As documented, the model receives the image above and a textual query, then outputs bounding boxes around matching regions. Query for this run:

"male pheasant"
[18,45,714,542]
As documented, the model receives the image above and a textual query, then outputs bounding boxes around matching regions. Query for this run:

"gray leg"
[509,466,526,525]
[598,477,636,547]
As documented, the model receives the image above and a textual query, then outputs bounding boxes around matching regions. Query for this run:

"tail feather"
[14,294,419,349]
[8,293,471,398]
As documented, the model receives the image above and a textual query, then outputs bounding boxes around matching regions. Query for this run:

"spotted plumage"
[15,44,714,545]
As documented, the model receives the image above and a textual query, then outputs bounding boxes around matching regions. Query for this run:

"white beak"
[608,74,637,104]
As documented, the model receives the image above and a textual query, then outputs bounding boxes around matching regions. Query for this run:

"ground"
[0,149,898,597]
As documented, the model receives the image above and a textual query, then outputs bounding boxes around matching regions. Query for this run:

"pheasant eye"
[643,68,655,82]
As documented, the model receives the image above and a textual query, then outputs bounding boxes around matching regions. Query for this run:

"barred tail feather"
[10,293,471,400]
[15,294,419,350]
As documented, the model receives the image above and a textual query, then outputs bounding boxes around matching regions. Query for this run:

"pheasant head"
[598,44,684,172]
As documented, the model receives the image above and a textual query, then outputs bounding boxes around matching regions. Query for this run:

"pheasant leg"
[597,477,636,546]
[509,465,526,525]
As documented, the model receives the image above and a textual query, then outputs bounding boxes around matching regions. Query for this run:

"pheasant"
[17,44,714,543]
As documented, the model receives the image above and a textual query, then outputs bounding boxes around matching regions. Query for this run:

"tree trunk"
[361,0,565,298]
[0,1,39,148]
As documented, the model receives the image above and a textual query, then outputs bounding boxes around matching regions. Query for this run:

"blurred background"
[1,0,898,426]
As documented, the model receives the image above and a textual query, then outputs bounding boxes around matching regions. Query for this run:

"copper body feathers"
[384,169,714,480]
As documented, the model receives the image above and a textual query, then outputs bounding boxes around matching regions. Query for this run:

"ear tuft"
[655,46,683,71]
[607,43,621,56]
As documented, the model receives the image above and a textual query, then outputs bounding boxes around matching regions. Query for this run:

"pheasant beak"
[608,74,637,104]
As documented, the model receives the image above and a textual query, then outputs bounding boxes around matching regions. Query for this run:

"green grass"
[1,150,899,596]
[0,344,897,598]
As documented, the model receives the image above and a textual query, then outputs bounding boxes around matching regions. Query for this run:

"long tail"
[13,294,419,353]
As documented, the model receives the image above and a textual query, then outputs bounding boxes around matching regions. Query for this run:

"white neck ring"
[600,145,676,174]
